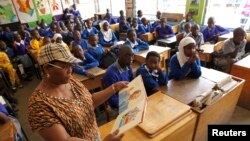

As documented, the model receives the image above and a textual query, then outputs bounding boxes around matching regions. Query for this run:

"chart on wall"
[0,0,19,24]
[61,0,74,9]
[33,0,51,16]
[49,0,63,15]
[12,0,38,23]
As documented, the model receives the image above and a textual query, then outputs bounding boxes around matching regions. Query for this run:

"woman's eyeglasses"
[47,63,73,70]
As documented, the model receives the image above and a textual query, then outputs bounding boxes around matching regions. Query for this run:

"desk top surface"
[200,44,214,53]
[219,32,233,39]
[157,36,177,44]
[135,45,171,58]
[234,54,250,69]
[72,67,106,82]
[160,77,215,104]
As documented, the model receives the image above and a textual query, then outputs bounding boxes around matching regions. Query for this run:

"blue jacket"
[87,44,105,62]
[142,24,153,33]
[133,24,146,36]
[119,23,131,33]
[169,55,202,80]
[82,27,99,39]
[38,28,48,37]
[103,63,133,108]
[72,52,99,75]
[12,43,27,56]
[155,25,175,39]
[124,38,149,53]
[136,64,168,95]
[202,25,230,43]
[72,40,88,50]
[98,31,117,47]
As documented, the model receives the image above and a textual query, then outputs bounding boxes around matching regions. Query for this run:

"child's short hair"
[127,29,135,36]
[233,27,246,37]
[146,51,160,61]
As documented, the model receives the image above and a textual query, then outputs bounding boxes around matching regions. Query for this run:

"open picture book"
[111,75,147,134]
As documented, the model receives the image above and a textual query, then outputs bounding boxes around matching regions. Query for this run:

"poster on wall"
[13,0,38,23]
[33,0,51,16]
[61,0,74,9]
[49,0,63,15]
[0,0,19,24]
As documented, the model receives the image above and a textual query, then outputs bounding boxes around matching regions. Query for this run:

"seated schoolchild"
[0,51,22,90]
[137,10,143,24]
[155,18,174,39]
[71,45,99,76]
[131,18,146,36]
[82,19,99,40]
[202,17,230,43]
[183,23,191,37]
[141,17,153,33]
[87,34,106,63]
[119,16,131,33]
[124,29,149,53]
[179,12,195,33]
[103,45,134,108]
[186,24,204,49]
[104,11,116,25]
[169,37,202,80]
[214,27,247,73]
[117,10,125,23]
[30,30,44,55]
[98,20,118,47]
[71,30,88,50]
[136,51,168,95]
[152,11,162,30]
[53,33,70,50]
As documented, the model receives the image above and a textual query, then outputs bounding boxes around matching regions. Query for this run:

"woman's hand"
[104,129,124,141]
[113,81,128,92]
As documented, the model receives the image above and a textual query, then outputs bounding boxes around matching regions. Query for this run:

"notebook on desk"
[138,92,191,137]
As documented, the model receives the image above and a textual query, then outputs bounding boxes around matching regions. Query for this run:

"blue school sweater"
[142,24,153,33]
[98,31,117,47]
[136,64,168,95]
[46,29,56,38]
[133,24,146,36]
[38,28,48,37]
[155,25,175,39]
[202,25,230,43]
[104,17,116,24]
[12,42,27,56]
[72,40,88,50]
[169,55,202,80]
[103,62,133,108]
[119,23,131,33]
[82,27,99,39]
[72,52,99,75]
[124,38,149,53]
[87,44,105,62]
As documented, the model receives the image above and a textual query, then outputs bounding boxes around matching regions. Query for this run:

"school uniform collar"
[126,38,138,48]
[87,27,92,32]
[114,60,129,73]
[144,64,159,78]
[87,42,98,50]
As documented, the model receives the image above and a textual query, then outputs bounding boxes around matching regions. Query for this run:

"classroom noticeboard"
[111,75,147,134]
[0,0,19,24]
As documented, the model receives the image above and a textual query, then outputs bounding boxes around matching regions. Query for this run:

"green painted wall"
[28,0,53,28]
[186,0,207,24]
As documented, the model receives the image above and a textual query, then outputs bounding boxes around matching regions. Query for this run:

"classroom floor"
[14,77,250,141]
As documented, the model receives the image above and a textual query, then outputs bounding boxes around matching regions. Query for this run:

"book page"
[111,75,147,134]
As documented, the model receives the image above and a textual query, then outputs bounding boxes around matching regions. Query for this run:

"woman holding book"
[28,43,127,141]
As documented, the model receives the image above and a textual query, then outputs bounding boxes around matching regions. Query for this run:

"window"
[76,0,96,19]
[110,0,126,17]
[98,0,111,13]
[204,0,250,30]
[158,0,186,14]
[135,0,157,20]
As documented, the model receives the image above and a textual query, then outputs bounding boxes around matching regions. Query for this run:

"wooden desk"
[230,54,250,109]
[198,44,214,64]
[160,68,245,141]
[72,67,106,90]
[139,32,155,42]
[218,32,233,41]
[99,92,197,141]
[134,45,171,71]
[110,23,119,32]
[157,36,177,47]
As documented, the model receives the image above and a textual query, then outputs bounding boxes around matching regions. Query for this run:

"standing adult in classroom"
[28,43,126,141]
